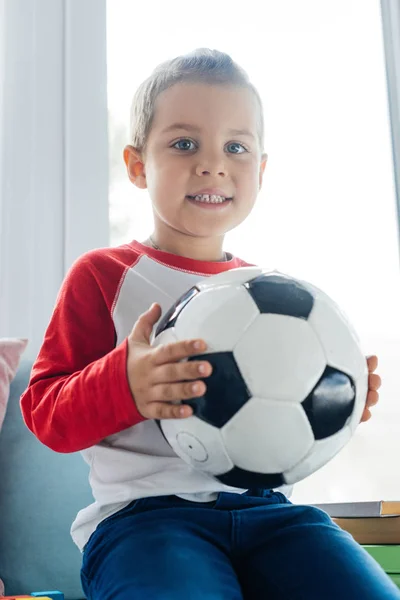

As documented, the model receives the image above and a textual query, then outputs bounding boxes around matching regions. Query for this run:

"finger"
[150,379,206,403]
[368,373,381,391]
[360,407,372,423]
[366,355,378,373]
[153,338,207,366]
[148,401,193,420]
[130,303,162,344]
[152,360,212,384]
[366,390,379,407]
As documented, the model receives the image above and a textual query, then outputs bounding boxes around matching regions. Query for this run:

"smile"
[186,194,232,204]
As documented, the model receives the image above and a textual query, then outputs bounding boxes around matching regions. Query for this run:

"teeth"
[192,194,227,204]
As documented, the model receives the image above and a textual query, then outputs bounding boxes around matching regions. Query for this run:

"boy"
[21,49,395,599]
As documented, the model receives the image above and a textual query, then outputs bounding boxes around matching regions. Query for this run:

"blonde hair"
[129,48,265,153]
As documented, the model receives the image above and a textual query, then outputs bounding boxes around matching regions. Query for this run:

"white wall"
[380,0,400,228]
[0,0,109,360]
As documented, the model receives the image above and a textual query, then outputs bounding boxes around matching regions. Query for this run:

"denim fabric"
[81,490,400,599]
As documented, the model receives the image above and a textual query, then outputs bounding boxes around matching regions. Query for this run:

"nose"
[195,151,227,177]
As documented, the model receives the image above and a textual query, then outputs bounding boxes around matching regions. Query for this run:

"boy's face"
[126,82,267,246]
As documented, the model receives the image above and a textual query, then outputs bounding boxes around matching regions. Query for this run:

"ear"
[123,145,147,189]
[259,153,268,190]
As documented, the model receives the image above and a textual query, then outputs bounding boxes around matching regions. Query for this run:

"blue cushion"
[0,360,93,599]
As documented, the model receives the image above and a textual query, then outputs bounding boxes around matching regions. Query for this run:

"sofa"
[0,359,93,599]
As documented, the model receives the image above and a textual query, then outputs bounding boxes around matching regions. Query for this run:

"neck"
[146,231,228,262]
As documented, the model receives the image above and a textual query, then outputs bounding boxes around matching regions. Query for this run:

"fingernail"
[198,364,206,374]
[192,383,199,393]
[193,341,202,350]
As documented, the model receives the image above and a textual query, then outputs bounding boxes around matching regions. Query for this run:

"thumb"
[130,303,162,345]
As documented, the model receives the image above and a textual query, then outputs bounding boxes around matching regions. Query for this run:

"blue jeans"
[81,490,400,599]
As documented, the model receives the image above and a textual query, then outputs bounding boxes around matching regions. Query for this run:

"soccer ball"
[153,267,368,489]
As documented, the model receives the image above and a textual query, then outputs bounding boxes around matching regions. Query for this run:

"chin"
[186,227,230,239]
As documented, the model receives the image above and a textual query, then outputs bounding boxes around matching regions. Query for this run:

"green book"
[362,545,400,573]
[389,573,400,589]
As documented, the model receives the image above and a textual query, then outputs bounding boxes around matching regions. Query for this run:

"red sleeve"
[20,248,146,453]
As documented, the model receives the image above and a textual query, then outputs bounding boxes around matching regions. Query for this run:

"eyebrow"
[161,123,255,139]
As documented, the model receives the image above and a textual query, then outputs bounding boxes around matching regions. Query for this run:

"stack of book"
[311,500,400,588]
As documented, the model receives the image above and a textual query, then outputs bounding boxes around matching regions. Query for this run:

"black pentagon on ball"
[302,366,356,440]
[184,351,251,428]
[244,273,314,319]
[155,286,199,337]
[216,466,285,489]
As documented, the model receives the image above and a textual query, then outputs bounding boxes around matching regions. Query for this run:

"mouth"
[186,193,233,205]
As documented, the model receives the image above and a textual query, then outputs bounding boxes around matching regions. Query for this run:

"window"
[107,0,400,502]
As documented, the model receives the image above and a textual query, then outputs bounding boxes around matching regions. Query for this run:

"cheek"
[149,158,182,190]
[238,163,261,192]
[145,160,169,196]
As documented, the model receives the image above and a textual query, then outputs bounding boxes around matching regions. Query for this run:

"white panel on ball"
[173,285,259,352]
[196,267,263,290]
[283,425,352,485]
[234,315,326,401]
[160,416,234,475]
[307,292,367,380]
[221,398,314,473]
[300,280,361,342]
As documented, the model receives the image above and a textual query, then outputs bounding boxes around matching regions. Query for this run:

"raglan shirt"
[20,240,292,551]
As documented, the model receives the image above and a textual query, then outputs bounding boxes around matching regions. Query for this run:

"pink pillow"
[0,338,28,432]
[0,338,28,597]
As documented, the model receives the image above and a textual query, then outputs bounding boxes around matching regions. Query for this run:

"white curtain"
[0,0,109,360]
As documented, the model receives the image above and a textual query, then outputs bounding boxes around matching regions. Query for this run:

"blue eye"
[226,142,246,154]
[173,139,196,151]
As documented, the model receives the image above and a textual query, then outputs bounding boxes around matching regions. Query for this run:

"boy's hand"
[126,303,212,420]
[360,355,381,423]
